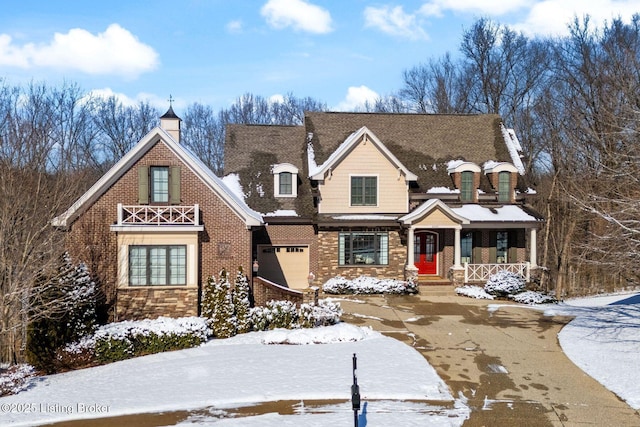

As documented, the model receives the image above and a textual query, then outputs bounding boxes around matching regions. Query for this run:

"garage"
[256,245,310,289]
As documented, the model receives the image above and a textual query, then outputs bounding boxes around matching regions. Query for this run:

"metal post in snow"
[351,353,360,427]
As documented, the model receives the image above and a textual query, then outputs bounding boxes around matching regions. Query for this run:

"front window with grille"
[129,245,186,286]
[461,231,473,264]
[338,232,388,265]
[279,172,292,195]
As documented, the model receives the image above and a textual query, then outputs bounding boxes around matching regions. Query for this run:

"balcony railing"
[116,203,200,226]
[464,262,530,283]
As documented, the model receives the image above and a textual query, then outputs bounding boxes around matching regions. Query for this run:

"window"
[496,231,508,263]
[150,167,169,203]
[498,171,511,202]
[351,176,377,206]
[129,245,186,286]
[460,171,474,202]
[273,163,298,198]
[279,172,292,195]
[461,231,473,264]
[338,232,388,265]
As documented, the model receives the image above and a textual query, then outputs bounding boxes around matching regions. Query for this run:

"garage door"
[257,245,309,289]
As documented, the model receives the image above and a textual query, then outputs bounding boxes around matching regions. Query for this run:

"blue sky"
[2,0,639,112]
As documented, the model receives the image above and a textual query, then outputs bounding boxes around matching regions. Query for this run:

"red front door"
[415,231,438,274]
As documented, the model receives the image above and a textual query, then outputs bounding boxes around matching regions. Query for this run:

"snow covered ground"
[2,291,640,426]
[0,323,468,426]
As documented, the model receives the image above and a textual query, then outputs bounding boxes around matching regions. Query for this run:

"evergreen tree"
[202,269,237,338]
[233,267,251,334]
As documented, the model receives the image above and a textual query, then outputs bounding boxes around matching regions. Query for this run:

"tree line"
[1,14,639,363]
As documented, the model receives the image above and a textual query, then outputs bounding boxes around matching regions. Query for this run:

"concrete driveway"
[338,286,640,426]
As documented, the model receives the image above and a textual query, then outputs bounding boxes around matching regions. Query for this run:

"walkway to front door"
[414,231,437,274]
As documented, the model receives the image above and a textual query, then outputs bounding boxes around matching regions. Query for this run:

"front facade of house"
[55,109,543,321]
[53,108,262,321]
[226,112,543,290]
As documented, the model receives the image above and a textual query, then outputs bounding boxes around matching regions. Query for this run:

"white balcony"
[111,204,203,232]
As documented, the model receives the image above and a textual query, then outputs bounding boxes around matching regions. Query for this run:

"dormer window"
[460,171,474,202]
[483,162,518,203]
[498,172,511,202]
[447,161,481,203]
[273,163,298,198]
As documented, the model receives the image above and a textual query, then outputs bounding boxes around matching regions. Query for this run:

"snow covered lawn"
[0,323,468,426]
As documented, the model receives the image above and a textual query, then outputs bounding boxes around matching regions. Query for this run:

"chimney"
[160,104,181,143]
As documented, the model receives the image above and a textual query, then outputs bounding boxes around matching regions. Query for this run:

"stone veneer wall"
[317,230,406,283]
[116,288,199,320]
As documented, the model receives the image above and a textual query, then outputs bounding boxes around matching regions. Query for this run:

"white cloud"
[261,0,333,34]
[513,0,640,37]
[226,20,244,34]
[0,24,158,79]
[334,85,379,111]
[419,0,530,17]
[364,5,429,40]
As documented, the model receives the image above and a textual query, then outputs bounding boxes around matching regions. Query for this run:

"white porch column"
[529,228,538,268]
[453,226,462,268]
[407,227,415,266]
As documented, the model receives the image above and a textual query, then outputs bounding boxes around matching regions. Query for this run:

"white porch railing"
[464,262,530,283]
[116,203,200,226]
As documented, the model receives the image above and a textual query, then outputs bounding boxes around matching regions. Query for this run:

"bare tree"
[0,82,91,363]
[182,103,226,175]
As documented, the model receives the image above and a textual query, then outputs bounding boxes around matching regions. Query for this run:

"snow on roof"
[307,139,320,176]
[452,204,540,222]
[427,186,459,194]
[500,124,525,175]
[264,210,299,217]
[331,214,400,221]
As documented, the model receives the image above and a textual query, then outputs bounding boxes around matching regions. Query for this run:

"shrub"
[250,300,298,331]
[201,269,237,338]
[484,270,526,297]
[323,275,418,295]
[510,291,557,305]
[298,300,343,328]
[455,285,495,300]
[0,364,36,397]
[93,317,211,363]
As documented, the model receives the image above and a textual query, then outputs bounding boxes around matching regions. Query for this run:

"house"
[53,108,543,321]
[53,107,262,321]
[225,112,543,289]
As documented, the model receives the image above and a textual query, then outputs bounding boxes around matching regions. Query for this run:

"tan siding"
[318,139,408,214]
[414,208,460,227]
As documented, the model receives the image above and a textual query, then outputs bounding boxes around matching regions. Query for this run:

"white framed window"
[150,166,169,203]
[350,176,378,206]
[498,171,512,202]
[129,245,186,286]
[273,163,298,197]
[338,231,388,265]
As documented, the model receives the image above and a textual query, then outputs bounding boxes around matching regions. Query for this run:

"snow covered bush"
[298,299,342,328]
[26,253,98,373]
[484,270,526,297]
[94,317,211,363]
[455,285,495,300]
[510,291,557,305]
[323,275,418,295]
[0,364,36,397]
[250,300,298,331]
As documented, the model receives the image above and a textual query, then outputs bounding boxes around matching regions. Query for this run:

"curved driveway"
[339,287,640,426]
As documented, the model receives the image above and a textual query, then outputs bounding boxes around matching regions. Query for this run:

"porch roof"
[451,204,544,227]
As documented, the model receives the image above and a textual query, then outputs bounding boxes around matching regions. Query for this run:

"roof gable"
[53,127,262,228]
[309,126,418,181]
